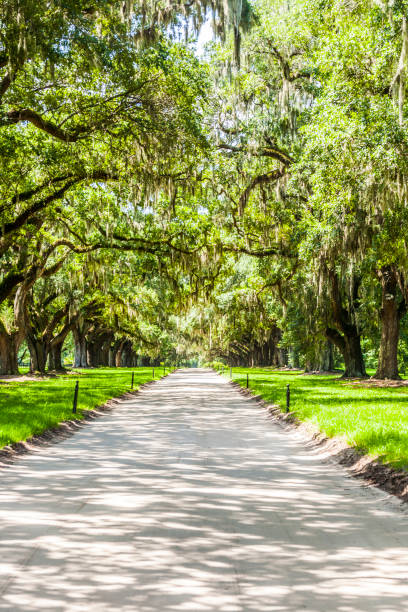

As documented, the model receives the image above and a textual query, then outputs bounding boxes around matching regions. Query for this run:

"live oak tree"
[190,0,312,368]
[0,0,212,373]
[178,255,288,367]
[131,0,408,378]
[294,0,408,378]
[205,0,408,377]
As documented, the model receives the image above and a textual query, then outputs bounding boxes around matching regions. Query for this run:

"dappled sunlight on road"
[0,370,407,611]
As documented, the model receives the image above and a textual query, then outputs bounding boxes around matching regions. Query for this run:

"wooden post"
[153,367,155,378]
[246,373,249,389]
[230,367,232,379]
[286,384,290,413]
[131,372,134,389]
[72,381,79,414]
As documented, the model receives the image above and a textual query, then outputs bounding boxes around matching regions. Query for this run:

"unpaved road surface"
[0,369,407,611]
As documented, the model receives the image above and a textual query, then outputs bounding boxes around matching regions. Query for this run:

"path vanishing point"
[0,369,407,611]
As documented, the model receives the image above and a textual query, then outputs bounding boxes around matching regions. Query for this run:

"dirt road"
[0,369,407,611]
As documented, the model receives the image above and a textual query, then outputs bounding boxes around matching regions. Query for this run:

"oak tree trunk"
[115,340,126,367]
[48,342,64,371]
[73,328,88,368]
[26,336,48,374]
[375,267,405,379]
[0,332,19,375]
[87,341,101,368]
[0,284,32,375]
[343,334,366,378]
[99,334,113,366]
[326,270,366,378]
[319,341,334,371]
[109,338,123,367]
[326,327,366,377]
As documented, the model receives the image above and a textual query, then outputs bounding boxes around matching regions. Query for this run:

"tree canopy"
[2,0,408,379]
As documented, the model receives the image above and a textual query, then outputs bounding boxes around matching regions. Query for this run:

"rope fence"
[69,368,177,413]
[216,365,292,412]
[1,367,177,415]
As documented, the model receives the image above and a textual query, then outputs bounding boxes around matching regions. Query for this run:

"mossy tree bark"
[73,321,91,368]
[375,266,406,380]
[325,270,366,378]
[0,331,19,375]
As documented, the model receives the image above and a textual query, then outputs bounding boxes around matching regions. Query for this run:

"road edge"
[225,375,408,504]
[0,375,171,468]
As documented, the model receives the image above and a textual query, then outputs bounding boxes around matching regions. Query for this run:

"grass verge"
[0,367,169,448]
[223,367,408,469]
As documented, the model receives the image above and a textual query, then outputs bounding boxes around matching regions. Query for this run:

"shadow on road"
[0,370,406,611]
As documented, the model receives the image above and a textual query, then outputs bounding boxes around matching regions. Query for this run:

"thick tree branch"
[271,45,312,82]
[218,143,293,165]
[239,168,285,215]
[44,303,70,339]
[223,243,294,258]
[325,326,346,353]
[0,174,75,216]
[0,271,26,304]
[0,73,11,98]
[3,108,94,141]
[2,171,118,238]
[96,225,205,256]
[2,88,146,141]
[49,316,77,348]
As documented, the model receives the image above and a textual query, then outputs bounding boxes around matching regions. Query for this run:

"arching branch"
[2,171,118,238]
[218,143,293,165]
[239,168,286,215]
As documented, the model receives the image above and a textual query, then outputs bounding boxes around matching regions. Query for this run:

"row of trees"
[181,0,408,379]
[0,0,229,374]
[3,0,408,379]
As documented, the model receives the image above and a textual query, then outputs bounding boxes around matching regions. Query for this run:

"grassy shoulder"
[223,367,408,469]
[0,367,168,448]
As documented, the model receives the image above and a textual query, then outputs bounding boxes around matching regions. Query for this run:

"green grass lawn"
[0,367,169,448]
[223,367,408,469]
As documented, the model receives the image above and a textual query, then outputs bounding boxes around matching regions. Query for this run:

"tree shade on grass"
[226,368,408,469]
[0,367,168,448]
